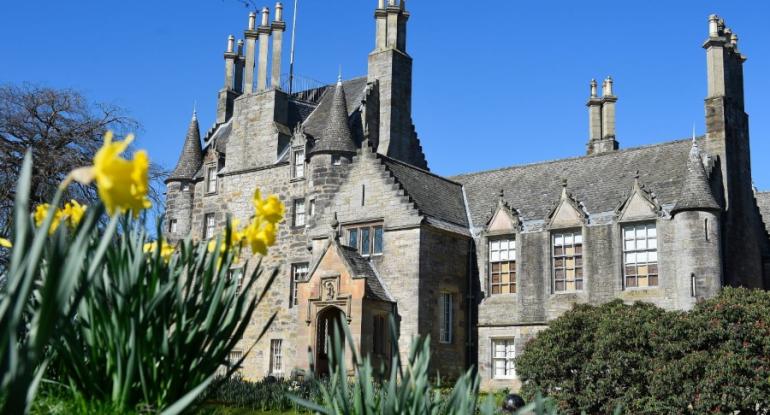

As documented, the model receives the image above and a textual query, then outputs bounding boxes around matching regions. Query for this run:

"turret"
[309,78,357,158]
[165,110,202,240]
[672,140,722,304]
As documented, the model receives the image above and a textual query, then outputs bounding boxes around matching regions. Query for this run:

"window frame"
[551,229,584,293]
[488,235,517,295]
[290,262,309,307]
[491,338,516,379]
[205,164,218,195]
[292,147,306,179]
[269,339,283,375]
[439,293,454,344]
[203,213,216,240]
[345,223,384,257]
[169,218,178,234]
[622,222,659,289]
[293,199,306,227]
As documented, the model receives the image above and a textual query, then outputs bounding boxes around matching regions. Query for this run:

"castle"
[164,1,770,390]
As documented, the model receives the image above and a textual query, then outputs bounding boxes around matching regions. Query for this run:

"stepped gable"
[303,77,368,141]
[168,113,203,181]
[338,245,393,302]
[671,141,721,214]
[757,192,770,235]
[378,155,469,228]
[452,138,700,227]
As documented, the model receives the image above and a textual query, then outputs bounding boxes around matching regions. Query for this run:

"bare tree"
[0,84,168,238]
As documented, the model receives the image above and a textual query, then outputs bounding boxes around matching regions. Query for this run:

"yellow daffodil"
[60,200,87,229]
[143,240,175,263]
[252,189,284,224]
[34,204,62,234]
[208,219,246,266]
[0,238,11,248]
[244,217,278,256]
[92,131,152,216]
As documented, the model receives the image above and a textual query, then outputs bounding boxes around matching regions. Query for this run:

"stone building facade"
[165,3,770,390]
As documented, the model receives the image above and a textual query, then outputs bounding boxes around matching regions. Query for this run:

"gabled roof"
[757,192,770,236]
[379,155,469,228]
[671,141,720,214]
[169,112,203,181]
[452,138,704,227]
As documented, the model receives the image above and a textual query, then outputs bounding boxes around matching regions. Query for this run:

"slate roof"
[672,141,720,214]
[169,113,203,181]
[757,192,770,235]
[303,77,368,139]
[338,244,394,302]
[452,138,703,228]
[380,156,469,228]
[310,81,358,154]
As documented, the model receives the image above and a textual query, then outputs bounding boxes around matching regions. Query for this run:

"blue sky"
[2,1,769,189]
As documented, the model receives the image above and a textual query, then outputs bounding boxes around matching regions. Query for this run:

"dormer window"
[205,164,218,194]
[489,237,516,294]
[292,148,305,178]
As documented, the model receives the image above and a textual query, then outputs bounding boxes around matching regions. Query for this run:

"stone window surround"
[291,146,306,180]
[491,337,516,379]
[620,220,659,290]
[486,232,518,296]
[343,220,385,257]
[290,262,310,307]
[550,228,585,294]
[439,292,454,344]
[269,339,283,376]
[205,163,218,195]
[168,218,178,233]
[203,213,216,240]
[293,199,306,228]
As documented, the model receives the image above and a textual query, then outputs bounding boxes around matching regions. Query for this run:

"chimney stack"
[586,77,619,155]
[224,35,237,90]
[271,2,286,90]
[374,0,387,50]
[243,12,258,93]
[234,39,245,93]
[257,7,272,92]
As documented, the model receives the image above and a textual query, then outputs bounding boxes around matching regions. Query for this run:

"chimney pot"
[603,76,614,96]
[248,12,257,30]
[730,33,738,47]
[227,35,235,53]
[590,79,598,98]
[275,2,283,21]
[261,7,270,26]
[708,14,719,37]
[378,0,385,9]
[237,39,244,55]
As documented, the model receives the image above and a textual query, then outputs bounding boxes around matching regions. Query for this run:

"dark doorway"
[315,306,345,377]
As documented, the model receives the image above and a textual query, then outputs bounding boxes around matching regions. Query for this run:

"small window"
[623,223,658,288]
[492,339,516,379]
[691,273,697,297]
[348,228,358,249]
[489,237,516,294]
[270,339,283,375]
[290,263,309,307]
[293,148,305,178]
[309,199,316,218]
[204,214,216,239]
[182,183,191,192]
[332,155,342,166]
[293,200,306,227]
[206,165,218,194]
[372,315,386,355]
[552,231,583,292]
[361,227,371,256]
[373,226,384,255]
[439,293,453,344]
[169,219,178,234]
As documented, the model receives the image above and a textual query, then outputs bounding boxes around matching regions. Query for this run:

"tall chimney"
[601,76,617,141]
[234,39,245,93]
[271,2,286,90]
[243,12,258,93]
[586,79,603,154]
[224,35,237,90]
[374,0,387,51]
[257,7,272,92]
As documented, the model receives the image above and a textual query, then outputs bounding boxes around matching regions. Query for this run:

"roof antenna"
[288,0,299,94]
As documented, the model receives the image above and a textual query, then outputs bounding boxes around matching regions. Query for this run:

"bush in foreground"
[516,288,770,414]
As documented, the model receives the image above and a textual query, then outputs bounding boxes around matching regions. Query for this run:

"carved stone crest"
[323,280,336,301]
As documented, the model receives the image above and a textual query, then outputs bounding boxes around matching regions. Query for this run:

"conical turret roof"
[310,80,357,155]
[671,140,720,214]
[169,111,203,181]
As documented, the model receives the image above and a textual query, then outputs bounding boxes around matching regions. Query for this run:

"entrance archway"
[315,306,345,377]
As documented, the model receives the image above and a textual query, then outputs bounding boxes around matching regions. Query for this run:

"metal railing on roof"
[280,74,328,104]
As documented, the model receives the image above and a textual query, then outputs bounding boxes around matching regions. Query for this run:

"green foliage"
[51,225,278,414]
[516,288,770,414]
[207,377,319,413]
[0,154,118,415]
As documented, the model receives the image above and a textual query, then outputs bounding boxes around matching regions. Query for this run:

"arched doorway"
[315,306,345,377]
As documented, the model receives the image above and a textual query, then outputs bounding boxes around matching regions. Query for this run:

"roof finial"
[692,123,697,144]
[561,178,568,198]
[337,65,343,85]
[499,189,505,199]
[192,101,197,120]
